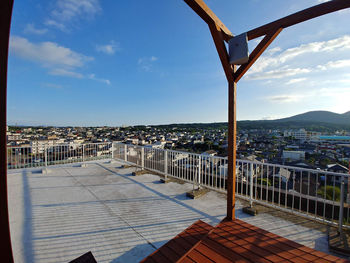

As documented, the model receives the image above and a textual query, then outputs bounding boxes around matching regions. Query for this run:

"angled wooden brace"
[208,24,235,83]
[234,28,283,83]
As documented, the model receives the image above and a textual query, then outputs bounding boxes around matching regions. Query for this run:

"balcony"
[7,142,350,262]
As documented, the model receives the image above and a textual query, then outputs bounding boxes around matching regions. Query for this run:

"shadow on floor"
[110,241,165,263]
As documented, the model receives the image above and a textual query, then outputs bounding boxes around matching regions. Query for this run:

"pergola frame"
[184,0,350,220]
[1,0,350,261]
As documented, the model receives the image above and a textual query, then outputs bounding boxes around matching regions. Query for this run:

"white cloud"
[46,0,101,31]
[87,74,111,85]
[138,56,159,72]
[249,35,350,74]
[246,68,310,80]
[10,36,93,69]
[44,19,67,32]
[317,59,350,70]
[9,35,111,84]
[49,68,83,78]
[96,41,120,55]
[286,78,307,85]
[265,47,281,56]
[267,94,304,103]
[24,23,48,35]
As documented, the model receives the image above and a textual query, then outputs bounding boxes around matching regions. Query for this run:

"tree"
[317,185,341,201]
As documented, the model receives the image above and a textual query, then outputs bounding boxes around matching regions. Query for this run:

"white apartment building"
[30,139,65,154]
[284,129,321,142]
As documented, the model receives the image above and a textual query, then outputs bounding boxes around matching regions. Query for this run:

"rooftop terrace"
[8,159,348,262]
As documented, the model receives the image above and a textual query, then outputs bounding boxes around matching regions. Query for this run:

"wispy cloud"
[138,56,158,72]
[87,74,111,85]
[246,67,310,80]
[10,35,92,68]
[317,59,350,70]
[267,94,304,103]
[45,0,101,31]
[44,19,67,32]
[43,83,65,89]
[285,78,307,85]
[10,35,110,84]
[248,35,350,75]
[49,68,84,78]
[96,41,120,55]
[24,23,48,35]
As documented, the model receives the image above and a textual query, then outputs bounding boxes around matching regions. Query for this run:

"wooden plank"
[167,239,189,257]
[234,28,282,83]
[183,0,233,42]
[174,235,197,251]
[0,1,14,262]
[208,23,234,83]
[151,249,172,263]
[246,0,350,40]
[186,249,213,263]
[158,245,181,262]
[69,251,97,263]
[202,237,262,263]
[180,257,196,263]
[141,220,213,263]
[195,242,233,263]
[207,227,268,262]
[215,222,296,262]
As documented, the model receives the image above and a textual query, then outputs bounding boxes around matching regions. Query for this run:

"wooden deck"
[141,219,350,263]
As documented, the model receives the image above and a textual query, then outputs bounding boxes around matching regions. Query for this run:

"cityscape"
[7,111,350,174]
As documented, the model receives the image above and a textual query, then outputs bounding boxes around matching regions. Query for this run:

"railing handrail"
[115,142,349,178]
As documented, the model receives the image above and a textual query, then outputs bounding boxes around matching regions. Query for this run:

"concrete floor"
[7,160,346,263]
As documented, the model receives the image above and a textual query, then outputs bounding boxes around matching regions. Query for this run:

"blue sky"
[8,0,350,126]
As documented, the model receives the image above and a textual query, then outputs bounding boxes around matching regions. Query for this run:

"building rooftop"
[8,160,348,262]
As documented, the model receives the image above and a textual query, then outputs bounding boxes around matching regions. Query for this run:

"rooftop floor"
[7,160,348,262]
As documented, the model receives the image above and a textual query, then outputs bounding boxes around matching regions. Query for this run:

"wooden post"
[0,0,14,261]
[227,80,237,220]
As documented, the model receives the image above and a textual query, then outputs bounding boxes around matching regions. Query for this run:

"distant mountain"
[343,111,350,117]
[274,111,350,125]
[152,110,350,132]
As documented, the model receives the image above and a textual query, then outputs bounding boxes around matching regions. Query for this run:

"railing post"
[339,176,345,233]
[250,163,254,207]
[198,155,201,189]
[111,142,114,159]
[164,150,168,180]
[141,147,144,169]
[44,144,48,167]
[82,144,85,163]
[124,144,127,162]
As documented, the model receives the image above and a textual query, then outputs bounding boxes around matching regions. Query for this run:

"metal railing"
[8,141,350,229]
[113,142,350,229]
[7,142,112,169]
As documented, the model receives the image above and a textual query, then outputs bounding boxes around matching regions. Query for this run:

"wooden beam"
[247,0,350,40]
[234,28,282,83]
[184,0,233,42]
[0,0,14,262]
[208,24,234,83]
[227,79,237,220]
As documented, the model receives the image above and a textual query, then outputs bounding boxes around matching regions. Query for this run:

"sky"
[7,0,350,126]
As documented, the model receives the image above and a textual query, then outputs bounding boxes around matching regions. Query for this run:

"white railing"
[113,142,350,229]
[7,142,112,169]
